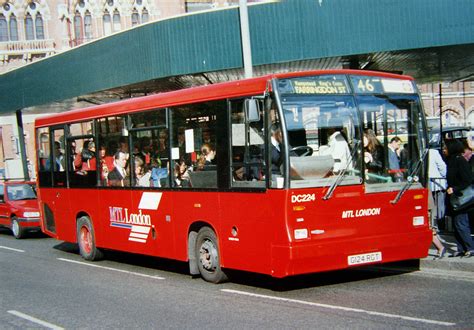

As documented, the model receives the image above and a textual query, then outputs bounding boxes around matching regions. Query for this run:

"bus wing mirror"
[245,99,260,122]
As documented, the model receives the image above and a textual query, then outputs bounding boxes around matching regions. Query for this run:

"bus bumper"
[270,229,432,278]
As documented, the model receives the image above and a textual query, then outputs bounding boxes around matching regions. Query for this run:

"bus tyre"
[11,217,24,239]
[77,216,103,261]
[195,227,227,283]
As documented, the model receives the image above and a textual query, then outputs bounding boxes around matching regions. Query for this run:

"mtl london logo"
[109,192,162,243]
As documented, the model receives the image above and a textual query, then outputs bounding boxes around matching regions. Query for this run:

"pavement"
[421,232,474,273]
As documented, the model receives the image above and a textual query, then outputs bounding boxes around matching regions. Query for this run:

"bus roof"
[35,69,414,128]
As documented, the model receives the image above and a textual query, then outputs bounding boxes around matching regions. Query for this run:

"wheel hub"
[199,239,217,272]
[80,226,92,254]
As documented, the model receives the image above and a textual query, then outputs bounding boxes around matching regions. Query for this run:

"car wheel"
[77,216,103,261]
[195,226,227,283]
[11,217,25,239]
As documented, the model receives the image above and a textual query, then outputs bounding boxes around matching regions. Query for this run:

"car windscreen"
[6,184,37,201]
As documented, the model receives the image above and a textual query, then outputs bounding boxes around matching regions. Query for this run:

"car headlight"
[23,211,40,218]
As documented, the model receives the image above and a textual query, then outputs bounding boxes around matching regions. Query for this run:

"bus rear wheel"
[77,216,103,261]
[195,227,227,283]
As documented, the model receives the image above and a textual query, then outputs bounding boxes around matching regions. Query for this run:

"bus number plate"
[348,252,382,266]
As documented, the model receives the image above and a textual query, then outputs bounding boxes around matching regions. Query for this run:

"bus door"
[39,127,73,239]
[218,98,274,274]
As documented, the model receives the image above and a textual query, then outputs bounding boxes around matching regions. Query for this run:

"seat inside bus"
[188,171,217,188]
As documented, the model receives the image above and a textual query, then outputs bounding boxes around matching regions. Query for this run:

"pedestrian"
[428,144,447,259]
[445,139,474,258]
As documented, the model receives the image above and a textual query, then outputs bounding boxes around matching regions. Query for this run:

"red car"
[0,181,41,239]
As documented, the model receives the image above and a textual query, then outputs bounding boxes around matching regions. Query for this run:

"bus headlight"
[23,211,40,218]
[413,216,425,226]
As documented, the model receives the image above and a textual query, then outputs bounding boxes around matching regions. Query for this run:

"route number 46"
[357,79,375,92]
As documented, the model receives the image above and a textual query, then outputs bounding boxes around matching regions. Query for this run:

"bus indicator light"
[293,206,306,211]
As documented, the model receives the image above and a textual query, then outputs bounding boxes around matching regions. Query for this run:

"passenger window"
[230,98,266,188]
[359,95,420,187]
[0,184,4,202]
[68,121,97,188]
[51,128,66,187]
[97,116,130,187]
[170,101,223,188]
[37,128,51,187]
[129,110,167,188]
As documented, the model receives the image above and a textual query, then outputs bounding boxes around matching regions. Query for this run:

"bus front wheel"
[195,227,227,283]
[77,216,103,261]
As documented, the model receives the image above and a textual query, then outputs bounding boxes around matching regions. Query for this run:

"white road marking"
[8,310,64,330]
[221,289,455,327]
[0,245,25,253]
[57,258,165,279]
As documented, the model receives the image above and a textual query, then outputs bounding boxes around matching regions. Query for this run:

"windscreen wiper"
[390,148,428,205]
[323,140,360,200]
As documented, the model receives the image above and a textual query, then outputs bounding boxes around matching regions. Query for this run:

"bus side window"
[230,98,265,188]
[37,128,51,187]
[97,116,131,187]
[170,101,222,189]
[69,138,98,188]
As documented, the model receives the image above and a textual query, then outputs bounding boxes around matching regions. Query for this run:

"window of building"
[131,10,139,26]
[74,11,83,42]
[25,13,34,40]
[185,0,214,13]
[84,11,92,39]
[142,9,149,23]
[112,9,121,32]
[9,15,18,41]
[35,13,44,39]
[103,10,111,36]
[0,14,7,42]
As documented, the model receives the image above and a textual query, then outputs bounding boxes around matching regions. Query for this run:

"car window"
[0,184,4,202]
[6,184,37,201]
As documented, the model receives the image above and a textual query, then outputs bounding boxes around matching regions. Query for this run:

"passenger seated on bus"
[196,143,216,171]
[363,129,384,181]
[45,141,65,171]
[108,151,129,187]
[174,158,191,187]
[320,123,351,174]
[135,136,153,166]
[134,156,151,187]
[74,140,97,174]
[150,156,168,187]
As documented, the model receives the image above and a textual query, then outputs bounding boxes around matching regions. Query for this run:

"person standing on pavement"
[445,139,474,258]
[428,145,447,259]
